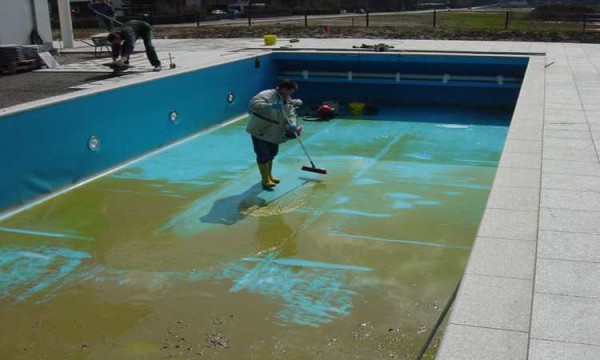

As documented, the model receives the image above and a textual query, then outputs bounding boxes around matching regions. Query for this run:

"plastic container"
[349,102,365,116]
[263,35,277,46]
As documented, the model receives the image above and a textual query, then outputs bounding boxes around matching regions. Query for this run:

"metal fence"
[53,5,600,33]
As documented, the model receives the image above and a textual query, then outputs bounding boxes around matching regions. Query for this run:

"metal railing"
[54,7,600,33]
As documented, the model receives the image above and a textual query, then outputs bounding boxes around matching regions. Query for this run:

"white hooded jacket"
[246,89,298,144]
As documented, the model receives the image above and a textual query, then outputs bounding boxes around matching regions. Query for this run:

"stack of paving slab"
[0,45,27,65]
[0,44,48,74]
[0,44,49,65]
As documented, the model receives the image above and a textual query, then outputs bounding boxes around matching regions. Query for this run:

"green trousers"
[140,23,160,67]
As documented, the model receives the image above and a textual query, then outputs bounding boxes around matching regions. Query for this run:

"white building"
[0,0,53,46]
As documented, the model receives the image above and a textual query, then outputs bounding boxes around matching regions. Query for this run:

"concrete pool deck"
[7,38,600,359]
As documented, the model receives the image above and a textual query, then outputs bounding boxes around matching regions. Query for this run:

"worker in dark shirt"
[88,0,116,30]
[107,20,161,72]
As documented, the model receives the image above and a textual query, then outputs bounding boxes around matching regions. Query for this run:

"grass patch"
[303,10,585,31]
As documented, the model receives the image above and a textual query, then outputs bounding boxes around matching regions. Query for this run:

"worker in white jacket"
[247,80,302,190]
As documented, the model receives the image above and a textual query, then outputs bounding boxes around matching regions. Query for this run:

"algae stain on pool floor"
[0,105,509,359]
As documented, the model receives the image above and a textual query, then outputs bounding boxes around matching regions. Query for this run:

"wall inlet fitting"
[88,136,101,152]
[169,110,178,123]
[226,92,235,104]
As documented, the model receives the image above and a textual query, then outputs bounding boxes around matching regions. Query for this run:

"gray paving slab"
[437,325,528,360]
[493,167,541,188]
[542,173,600,192]
[503,139,542,154]
[511,113,544,124]
[542,159,600,177]
[543,129,592,140]
[529,339,600,360]
[449,274,533,332]
[578,86,600,93]
[583,103,600,112]
[477,208,538,241]
[538,231,600,263]
[536,258,600,298]
[546,81,575,88]
[584,110,600,121]
[499,152,542,169]
[507,126,543,141]
[543,147,598,162]
[544,138,597,151]
[531,293,600,346]
[486,186,540,211]
[545,97,581,107]
[541,189,600,211]
[540,208,600,234]
[546,85,578,95]
[543,122,591,132]
[465,237,535,279]
[580,98,600,107]
[513,104,545,120]
[545,102,583,111]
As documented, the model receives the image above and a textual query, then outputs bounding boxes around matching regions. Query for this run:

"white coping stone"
[465,237,536,279]
[449,274,533,332]
[437,324,528,360]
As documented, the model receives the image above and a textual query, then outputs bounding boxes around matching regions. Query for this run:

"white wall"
[0,0,53,46]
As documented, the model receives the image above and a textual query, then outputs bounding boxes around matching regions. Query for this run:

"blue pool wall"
[0,55,277,212]
[0,52,528,213]
[273,53,528,108]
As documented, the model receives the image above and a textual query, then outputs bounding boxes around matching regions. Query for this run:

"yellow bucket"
[264,35,277,46]
[349,102,365,116]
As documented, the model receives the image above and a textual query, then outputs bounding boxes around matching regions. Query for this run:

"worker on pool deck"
[107,20,161,72]
[247,80,303,190]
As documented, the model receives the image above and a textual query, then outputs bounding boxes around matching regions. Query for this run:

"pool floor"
[0,105,509,359]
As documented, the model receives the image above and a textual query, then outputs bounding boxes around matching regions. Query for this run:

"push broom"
[293,131,327,175]
[270,104,327,174]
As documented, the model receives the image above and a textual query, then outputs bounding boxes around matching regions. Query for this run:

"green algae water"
[0,105,509,359]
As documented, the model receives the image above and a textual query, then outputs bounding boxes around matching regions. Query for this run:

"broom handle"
[294,133,316,168]
[275,103,316,167]
[273,103,316,167]
[93,9,124,26]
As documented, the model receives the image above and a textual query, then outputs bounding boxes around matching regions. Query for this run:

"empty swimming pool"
[0,52,527,359]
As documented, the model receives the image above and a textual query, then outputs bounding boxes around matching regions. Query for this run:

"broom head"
[302,165,327,175]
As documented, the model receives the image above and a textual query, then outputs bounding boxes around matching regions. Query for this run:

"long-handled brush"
[271,104,327,174]
[92,10,124,26]
[294,132,327,175]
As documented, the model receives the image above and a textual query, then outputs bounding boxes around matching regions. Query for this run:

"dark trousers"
[252,136,279,164]
[140,23,160,67]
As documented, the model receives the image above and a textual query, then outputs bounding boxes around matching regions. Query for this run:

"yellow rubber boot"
[267,160,280,184]
[258,163,276,189]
